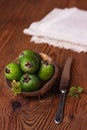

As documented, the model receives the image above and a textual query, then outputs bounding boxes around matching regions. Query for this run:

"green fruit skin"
[37,63,55,81]
[5,62,23,81]
[20,74,41,92]
[20,55,39,73]
[18,50,40,62]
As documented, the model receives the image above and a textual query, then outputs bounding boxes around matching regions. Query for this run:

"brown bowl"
[6,53,59,97]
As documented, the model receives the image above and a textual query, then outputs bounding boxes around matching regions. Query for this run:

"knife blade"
[54,57,73,124]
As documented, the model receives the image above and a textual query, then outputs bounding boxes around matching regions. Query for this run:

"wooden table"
[0,0,87,130]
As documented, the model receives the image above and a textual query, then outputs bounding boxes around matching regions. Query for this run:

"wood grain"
[0,0,87,130]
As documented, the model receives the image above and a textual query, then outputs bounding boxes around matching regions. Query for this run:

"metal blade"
[59,57,72,92]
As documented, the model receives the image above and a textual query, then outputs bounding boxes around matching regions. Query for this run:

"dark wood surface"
[0,0,87,130]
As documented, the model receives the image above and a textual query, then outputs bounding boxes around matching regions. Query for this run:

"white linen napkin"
[23,8,87,52]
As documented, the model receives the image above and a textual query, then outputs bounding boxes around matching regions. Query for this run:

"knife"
[54,57,73,124]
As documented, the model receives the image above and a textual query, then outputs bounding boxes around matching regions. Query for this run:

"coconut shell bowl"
[6,53,59,97]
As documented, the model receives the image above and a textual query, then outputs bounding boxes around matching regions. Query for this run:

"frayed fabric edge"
[30,36,87,53]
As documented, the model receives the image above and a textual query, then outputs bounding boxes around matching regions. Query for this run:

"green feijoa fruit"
[4,62,23,81]
[20,73,41,92]
[20,55,39,73]
[18,50,40,62]
[37,60,55,81]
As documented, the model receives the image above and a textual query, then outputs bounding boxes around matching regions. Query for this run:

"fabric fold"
[23,7,87,52]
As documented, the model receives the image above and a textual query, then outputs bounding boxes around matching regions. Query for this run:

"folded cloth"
[23,8,87,52]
